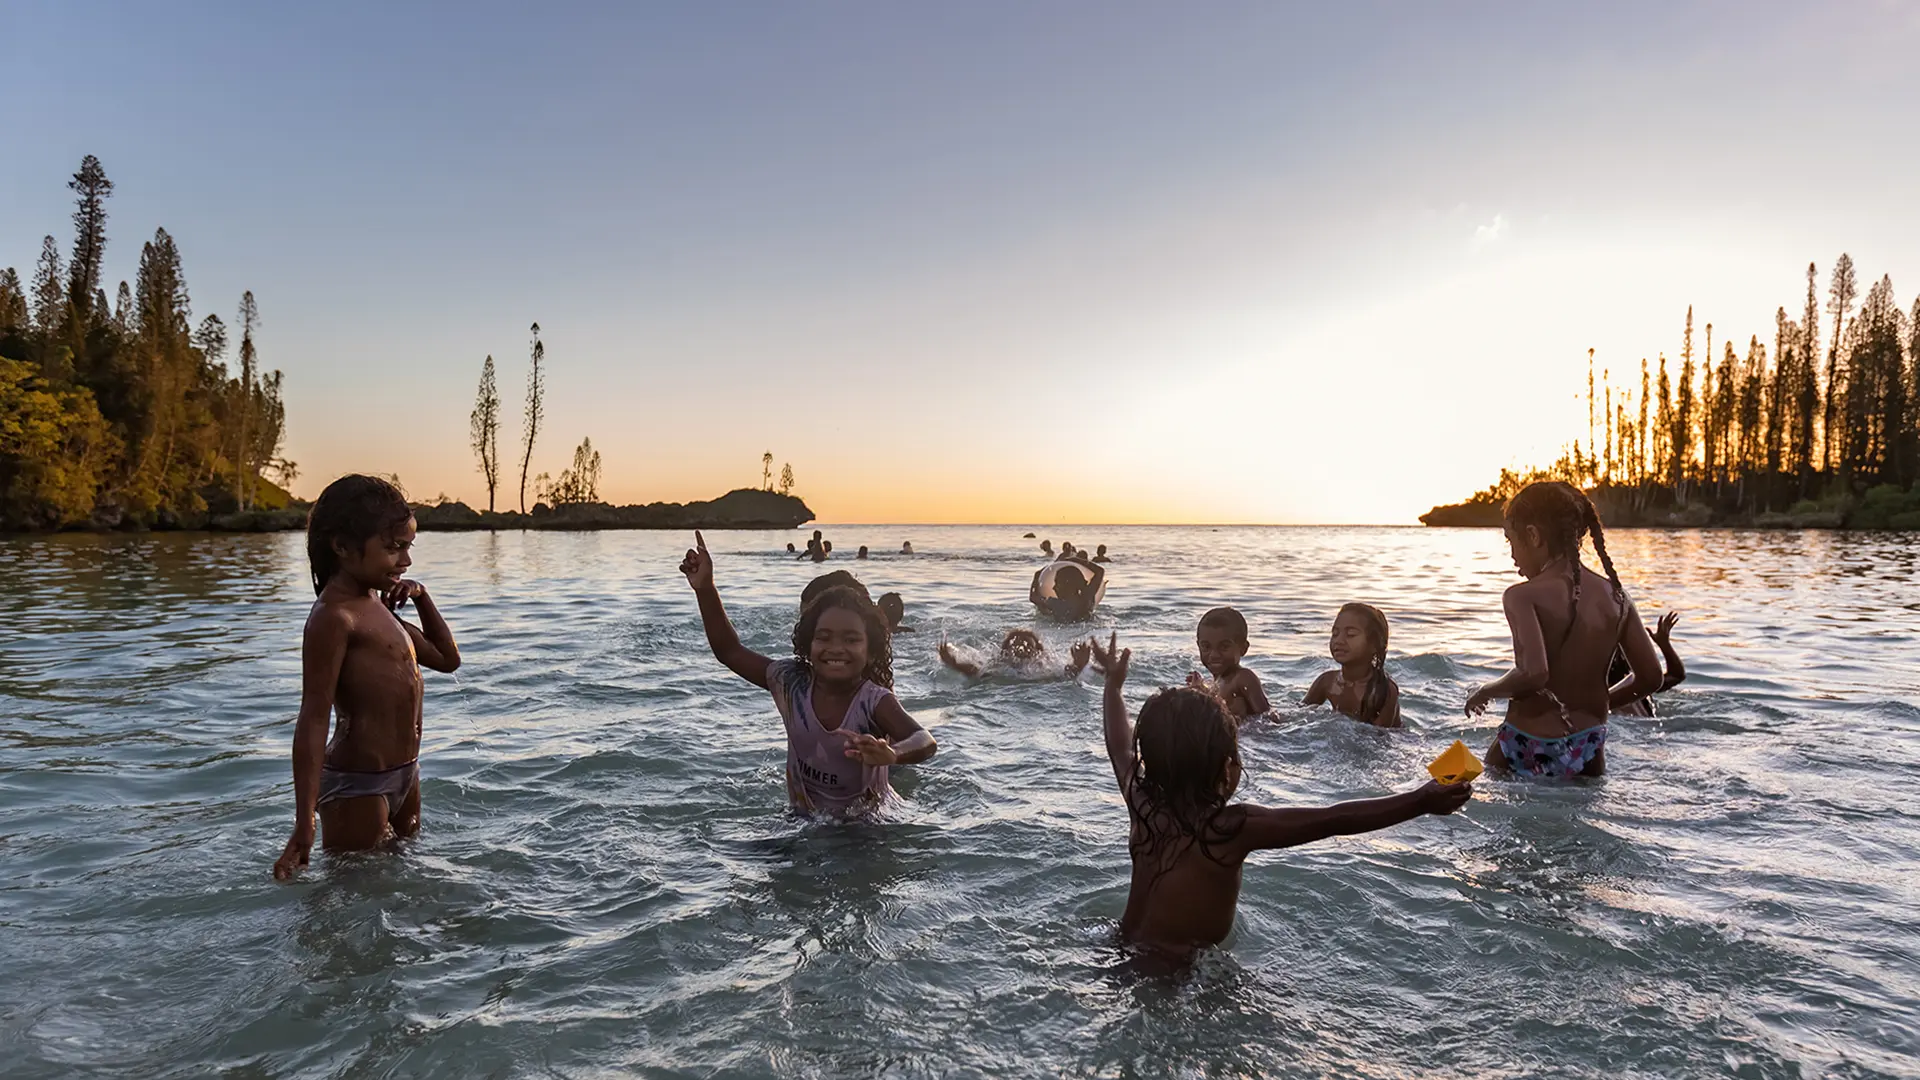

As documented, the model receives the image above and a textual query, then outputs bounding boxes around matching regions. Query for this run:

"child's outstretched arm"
[1652,611,1686,690]
[937,635,984,678]
[273,605,349,880]
[384,579,460,673]
[1089,633,1136,796]
[1465,585,1549,715]
[1065,638,1092,678]
[680,531,774,689]
[1235,780,1471,854]
[845,695,937,766]
[1604,601,1665,711]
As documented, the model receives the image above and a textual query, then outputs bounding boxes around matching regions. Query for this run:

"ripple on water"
[1,525,1918,1078]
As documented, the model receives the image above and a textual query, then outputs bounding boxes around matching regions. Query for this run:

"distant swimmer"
[900,541,914,555]
[857,545,870,560]
[1040,539,1054,556]
[1465,481,1663,779]
[938,629,1091,680]
[786,543,797,554]
[1093,544,1111,563]
[1089,632,1471,963]
[1610,611,1686,717]
[877,592,913,634]
[273,475,463,880]
[1188,607,1270,721]
[1303,604,1401,728]
[1031,555,1105,621]
[681,531,936,816]
[811,540,833,563]
[1061,542,1077,558]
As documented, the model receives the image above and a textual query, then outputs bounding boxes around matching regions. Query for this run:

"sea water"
[1,525,1916,1078]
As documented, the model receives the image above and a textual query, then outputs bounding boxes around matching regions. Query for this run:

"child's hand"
[1069,639,1092,670]
[383,579,426,612]
[840,732,898,766]
[1090,632,1129,689]
[679,531,714,590]
[1186,671,1209,690]
[272,818,315,880]
[1652,610,1680,645]
[1464,683,1495,717]
[1416,779,1473,815]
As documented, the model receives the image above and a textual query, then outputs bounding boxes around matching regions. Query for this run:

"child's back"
[1093,635,1469,959]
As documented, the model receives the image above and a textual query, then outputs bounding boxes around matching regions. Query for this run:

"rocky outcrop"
[411,489,815,531]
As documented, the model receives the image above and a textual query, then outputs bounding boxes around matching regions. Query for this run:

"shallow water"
[2,525,1918,1079]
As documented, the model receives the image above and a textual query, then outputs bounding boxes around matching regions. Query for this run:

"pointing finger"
[695,531,708,553]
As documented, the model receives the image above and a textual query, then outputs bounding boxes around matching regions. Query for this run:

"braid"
[1583,496,1627,604]
[1339,603,1392,724]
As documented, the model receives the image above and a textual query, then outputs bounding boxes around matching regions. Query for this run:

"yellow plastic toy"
[1428,740,1483,785]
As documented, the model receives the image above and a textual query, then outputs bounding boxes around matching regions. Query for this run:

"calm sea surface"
[3,525,1918,1079]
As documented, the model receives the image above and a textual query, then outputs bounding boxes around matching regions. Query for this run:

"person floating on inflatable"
[1031,553,1106,621]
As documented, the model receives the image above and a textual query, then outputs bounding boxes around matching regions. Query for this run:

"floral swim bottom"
[1496,722,1607,778]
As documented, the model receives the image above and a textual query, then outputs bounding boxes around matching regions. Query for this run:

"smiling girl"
[680,532,936,815]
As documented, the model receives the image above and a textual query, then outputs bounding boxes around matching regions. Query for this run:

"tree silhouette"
[470,354,501,511]
[542,437,602,504]
[0,268,25,332]
[64,156,112,333]
[778,463,795,495]
[519,322,544,514]
[1823,253,1857,477]
[762,451,774,490]
[235,292,259,508]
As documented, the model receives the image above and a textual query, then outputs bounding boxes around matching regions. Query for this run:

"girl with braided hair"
[1465,481,1663,778]
[1304,603,1401,727]
[1090,632,1471,961]
[680,531,937,816]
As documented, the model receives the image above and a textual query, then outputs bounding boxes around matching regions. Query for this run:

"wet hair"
[1504,481,1625,631]
[1001,629,1044,661]
[1198,606,1249,648]
[1336,603,1393,724]
[877,591,905,627]
[306,474,412,596]
[801,570,869,610]
[1128,687,1244,869]
[792,586,894,689]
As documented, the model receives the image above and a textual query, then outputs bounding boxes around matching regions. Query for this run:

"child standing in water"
[877,592,914,634]
[1304,604,1401,728]
[682,532,936,815]
[273,475,461,880]
[1189,607,1270,720]
[1466,481,1663,778]
[1090,633,1471,960]
[1031,556,1106,621]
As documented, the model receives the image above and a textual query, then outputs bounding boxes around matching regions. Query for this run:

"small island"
[152,487,815,534]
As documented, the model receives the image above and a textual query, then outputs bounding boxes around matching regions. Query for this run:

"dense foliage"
[1444,256,1919,526]
[0,157,291,529]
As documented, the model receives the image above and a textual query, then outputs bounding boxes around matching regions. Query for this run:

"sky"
[4,2,1919,524]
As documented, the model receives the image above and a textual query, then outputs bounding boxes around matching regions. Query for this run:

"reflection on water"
[2,525,1918,1078]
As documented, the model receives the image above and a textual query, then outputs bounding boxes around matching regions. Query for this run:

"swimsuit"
[318,759,419,819]
[1496,723,1607,778]
[767,659,894,815]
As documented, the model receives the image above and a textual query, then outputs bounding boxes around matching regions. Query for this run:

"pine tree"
[31,236,65,337]
[1675,311,1696,500]
[470,355,501,511]
[519,322,544,513]
[113,282,133,335]
[1638,358,1651,491]
[235,292,259,508]
[1823,254,1857,477]
[64,156,113,331]
[779,463,795,496]
[1656,354,1673,490]
[1795,264,1821,494]
[0,268,26,331]
[1765,309,1790,496]
[762,451,774,490]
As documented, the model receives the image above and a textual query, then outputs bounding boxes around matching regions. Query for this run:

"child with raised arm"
[938,629,1091,680]
[681,532,935,816]
[273,475,461,880]
[1090,633,1470,961]
[1610,611,1686,717]
[1465,481,1664,778]
[1303,604,1401,728]
[1189,607,1270,721]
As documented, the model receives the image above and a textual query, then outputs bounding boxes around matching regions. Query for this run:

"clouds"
[1471,213,1509,252]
